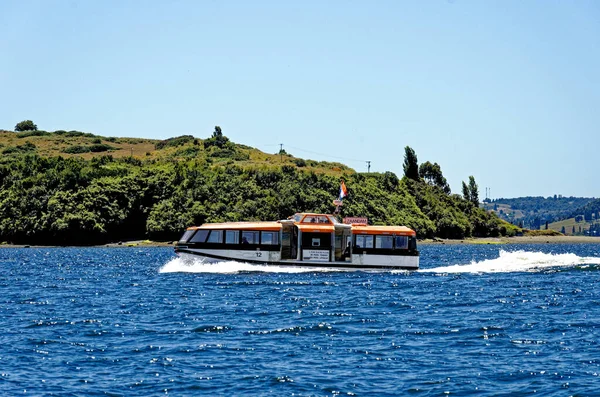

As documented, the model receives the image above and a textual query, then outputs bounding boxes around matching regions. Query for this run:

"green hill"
[0,126,518,245]
[0,129,351,175]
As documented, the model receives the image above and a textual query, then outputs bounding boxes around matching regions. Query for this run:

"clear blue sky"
[2,0,599,198]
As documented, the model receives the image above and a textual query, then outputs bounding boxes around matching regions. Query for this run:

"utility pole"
[366,161,371,173]
[279,143,283,163]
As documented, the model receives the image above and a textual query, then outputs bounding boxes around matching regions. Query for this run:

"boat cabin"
[176,213,418,265]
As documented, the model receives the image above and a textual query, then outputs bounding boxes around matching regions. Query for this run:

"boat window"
[189,229,209,243]
[206,230,223,243]
[178,230,195,243]
[409,237,417,250]
[225,230,239,244]
[395,236,408,249]
[375,235,393,249]
[261,231,279,245]
[293,214,302,222]
[317,216,330,224]
[304,216,317,223]
[328,216,341,224]
[242,231,259,244]
[355,234,373,249]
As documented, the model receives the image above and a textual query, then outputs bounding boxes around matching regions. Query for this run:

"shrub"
[63,144,115,154]
[523,229,562,237]
[61,130,97,138]
[63,145,90,154]
[293,158,306,167]
[16,130,50,138]
[174,146,201,158]
[2,142,37,154]
[155,135,195,150]
[89,144,115,153]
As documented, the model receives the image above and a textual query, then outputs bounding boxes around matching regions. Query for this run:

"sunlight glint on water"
[3,245,600,396]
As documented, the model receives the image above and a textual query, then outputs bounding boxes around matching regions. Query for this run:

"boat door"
[280,222,298,260]
[334,224,352,261]
[300,231,332,262]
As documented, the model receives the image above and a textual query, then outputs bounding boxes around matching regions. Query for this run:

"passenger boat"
[174,213,419,270]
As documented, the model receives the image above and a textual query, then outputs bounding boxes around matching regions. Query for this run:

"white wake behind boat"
[175,213,419,270]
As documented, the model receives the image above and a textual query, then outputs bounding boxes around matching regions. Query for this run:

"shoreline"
[0,240,175,249]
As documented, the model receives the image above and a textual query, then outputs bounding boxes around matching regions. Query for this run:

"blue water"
[2,244,600,396]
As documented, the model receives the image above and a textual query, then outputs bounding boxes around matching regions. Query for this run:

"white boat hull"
[177,248,418,270]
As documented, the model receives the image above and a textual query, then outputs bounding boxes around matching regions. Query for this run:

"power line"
[284,145,367,164]
[254,142,374,170]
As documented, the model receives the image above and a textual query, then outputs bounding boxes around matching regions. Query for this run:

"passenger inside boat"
[343,241,352,258]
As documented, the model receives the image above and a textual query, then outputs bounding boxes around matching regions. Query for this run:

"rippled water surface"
[2,243,600,396]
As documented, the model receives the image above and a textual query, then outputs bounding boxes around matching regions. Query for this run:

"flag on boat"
[339,180,348,200]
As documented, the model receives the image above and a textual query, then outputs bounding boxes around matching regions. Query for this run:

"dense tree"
[14,120,38,132]
[203,125,229,149]
[462,182,470,202]
[461,176,480,207]
[419,161,450,194]
[403,146,419,180]
[468,176,479,205]
[0,134,518,244]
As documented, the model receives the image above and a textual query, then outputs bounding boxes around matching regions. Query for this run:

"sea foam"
[159,250,600,274]
[159,257,342,274]
[421,249,600,274]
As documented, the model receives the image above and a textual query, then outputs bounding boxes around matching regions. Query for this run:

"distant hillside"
[483,196,595,229]
[0,126,517,244]
[548,217,600,237]
[570,198,600,220]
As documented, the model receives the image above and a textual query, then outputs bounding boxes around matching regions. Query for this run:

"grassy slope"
[482,203,525,220]
[0,130,354,176]
[548,217,593,235]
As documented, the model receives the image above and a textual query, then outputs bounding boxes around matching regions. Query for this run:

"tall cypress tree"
[403,146,419,180]
[468,176,479,205]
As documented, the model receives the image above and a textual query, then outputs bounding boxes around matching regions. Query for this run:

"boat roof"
[185,214,415,235]
[352,225,416,236]
[187,221,282,231]
[296,224,335,233]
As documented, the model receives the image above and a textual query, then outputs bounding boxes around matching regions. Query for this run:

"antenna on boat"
[366,161,371,173]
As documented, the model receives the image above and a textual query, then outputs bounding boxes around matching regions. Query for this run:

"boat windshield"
[328,216,341,224]
[292,213,340,224]
[178,229,196,243]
